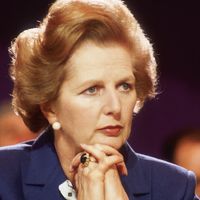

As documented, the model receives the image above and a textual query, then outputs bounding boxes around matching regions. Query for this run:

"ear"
[133,99,142,113]
[40,102,57,124]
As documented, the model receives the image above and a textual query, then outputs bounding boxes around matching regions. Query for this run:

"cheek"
[123,97,136,115]
[58,98,99,126]
[122,100,136,128]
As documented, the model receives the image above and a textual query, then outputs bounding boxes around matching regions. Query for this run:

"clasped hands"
[69,144,129,200]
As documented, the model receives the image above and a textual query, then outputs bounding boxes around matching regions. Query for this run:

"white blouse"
[59,180,77,200]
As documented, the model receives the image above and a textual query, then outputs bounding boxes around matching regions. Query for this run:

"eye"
[84,86,98,95]
[119,82,132,91]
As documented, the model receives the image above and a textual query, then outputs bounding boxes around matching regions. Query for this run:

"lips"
[98,125,123,136]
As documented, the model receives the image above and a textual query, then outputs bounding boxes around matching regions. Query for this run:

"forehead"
[65,41,134,80]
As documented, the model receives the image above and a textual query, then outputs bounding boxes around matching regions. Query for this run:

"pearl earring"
[52,121,61,130]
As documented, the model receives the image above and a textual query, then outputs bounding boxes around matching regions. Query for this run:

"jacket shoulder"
[0,142,33,174]
[136,153,197,199]
[0,142,34,199]
[136,153,193,177]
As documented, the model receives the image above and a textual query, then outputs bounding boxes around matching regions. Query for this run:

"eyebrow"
[76,79,104,90]
[76,75,135,90]
[116,75,136,83]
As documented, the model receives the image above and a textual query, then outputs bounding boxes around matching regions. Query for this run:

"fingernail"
[124,170,128,176]
[124,168,128,176]
[80,143,87,148]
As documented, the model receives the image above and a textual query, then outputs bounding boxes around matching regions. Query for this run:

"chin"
[98,139,125,150]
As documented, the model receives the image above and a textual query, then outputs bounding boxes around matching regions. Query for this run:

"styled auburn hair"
[9,0,157,132]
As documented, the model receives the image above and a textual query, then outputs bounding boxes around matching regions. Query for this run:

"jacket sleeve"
[183,170,199,200]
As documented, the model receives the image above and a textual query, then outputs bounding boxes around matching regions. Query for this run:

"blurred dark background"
[0,0,200,158]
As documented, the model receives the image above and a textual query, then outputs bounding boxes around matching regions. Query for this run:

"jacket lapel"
[120,143,151,200]
[21,128,66,200]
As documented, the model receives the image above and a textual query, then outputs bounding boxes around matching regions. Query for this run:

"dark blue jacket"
[0,128,199,200]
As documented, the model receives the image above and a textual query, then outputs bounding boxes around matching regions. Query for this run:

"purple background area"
[0,0,200,158]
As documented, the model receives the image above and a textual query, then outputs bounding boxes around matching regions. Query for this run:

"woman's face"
[51,41,137,150]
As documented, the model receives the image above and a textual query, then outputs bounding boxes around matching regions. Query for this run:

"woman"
[0,0,198,199]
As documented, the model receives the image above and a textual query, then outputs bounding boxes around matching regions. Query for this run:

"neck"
[54,131,80,183]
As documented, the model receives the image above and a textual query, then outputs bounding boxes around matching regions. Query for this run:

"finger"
[76,162,105,200]
[93,144,128,175]
[80,144,106,161]
[76,149,123,176]
[81,144,127,175]
[69,152,83,172]
[80,143,124,159]
[116,162,128,176]
[93,143,122,157]
[98,154,124,174]
[90,144,128,175]
[81,143,124,161]
[74,173,79,190]
[70,152,97,172]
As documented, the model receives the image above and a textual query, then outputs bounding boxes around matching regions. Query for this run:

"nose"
[103,90,121,119]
